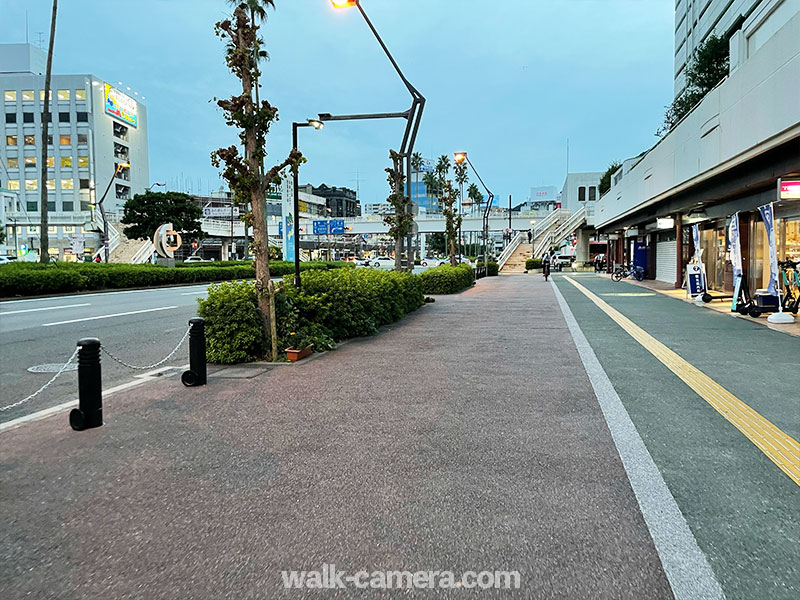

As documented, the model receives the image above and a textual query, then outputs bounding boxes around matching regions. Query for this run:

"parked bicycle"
[611,263,644,282]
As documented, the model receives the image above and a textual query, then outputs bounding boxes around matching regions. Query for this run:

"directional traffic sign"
[330,219,345,235]
[313,220,329,235]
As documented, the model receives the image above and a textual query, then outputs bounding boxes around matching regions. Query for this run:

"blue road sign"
[313,220,328,235]
[330,219,345,235]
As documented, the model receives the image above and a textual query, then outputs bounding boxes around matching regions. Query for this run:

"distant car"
[371,256,395,268]
[0,255,16,265]
[554,254,575,267]
[420,257,445,267]
[184,256,211,263]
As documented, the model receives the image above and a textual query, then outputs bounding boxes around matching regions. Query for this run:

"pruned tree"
[212,2,302,360]
[441,180,462,266]
[121,191,204,241]
[383,150,414,271]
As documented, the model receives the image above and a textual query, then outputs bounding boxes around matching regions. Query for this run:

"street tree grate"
[27,363,79,374]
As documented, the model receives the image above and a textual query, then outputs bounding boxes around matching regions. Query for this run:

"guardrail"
[496,231,525,270]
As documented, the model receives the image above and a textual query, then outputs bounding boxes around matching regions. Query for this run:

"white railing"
[496,231,525,270]
[92,221,120,260]
[130,240,155,264]
[554,206,586,241]
[534,231,554,258]
[532,209,566,242]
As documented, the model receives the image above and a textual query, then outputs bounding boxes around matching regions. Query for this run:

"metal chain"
[100,326,191,371]
[0,347,80,412]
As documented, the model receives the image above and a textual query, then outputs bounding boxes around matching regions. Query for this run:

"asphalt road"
[0,284,209,423]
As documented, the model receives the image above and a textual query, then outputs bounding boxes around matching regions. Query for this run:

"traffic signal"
[192,242,199,248]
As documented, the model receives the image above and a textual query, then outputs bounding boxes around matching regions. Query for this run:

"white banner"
[758,203,779,296]
[728,213,742,278]
[203,206,239,218]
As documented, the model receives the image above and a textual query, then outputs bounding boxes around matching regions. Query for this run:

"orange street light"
[454,152,467,164]
[331,0,358,7]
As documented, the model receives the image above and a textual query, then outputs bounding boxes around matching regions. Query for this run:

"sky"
[0,0,675,206]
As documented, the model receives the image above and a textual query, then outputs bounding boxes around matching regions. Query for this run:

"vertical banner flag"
[692,224,705,292]
[758,203,779,296]
[282,177,295,263]
[728,213,742,277]
[285,215,296,263]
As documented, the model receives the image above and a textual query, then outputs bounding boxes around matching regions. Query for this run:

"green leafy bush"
[419,264,475,294]
[287,323,335,352]
[285,268,423,340]
[487,262,499,276]
[197,281,268,364]
[525,258,542,270]
[0,260,352,297]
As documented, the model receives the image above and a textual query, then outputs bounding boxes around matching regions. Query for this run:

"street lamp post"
[455,152,493,273]
[93,161,129,263]
[291,118,324,289]
[330,0,425,270]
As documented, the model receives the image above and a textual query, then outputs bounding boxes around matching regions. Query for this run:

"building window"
[77,133,88,145]
[7,179,19,190]
[4,112,16,124]
[578,186,586,202]
[77,155,89,168]
[27,202,37,212]
[115,184,130,200]
[589,186,597,202]
[63,225,75,234]
[21,90,34,102]
[59,112,70,123]
[7,157,18,168]
[113,122,129,140]
[46,179,55,190]
[4,90,17,102]
[6,135,18,146]
[75,89,86,101]
[47,156,54,168]
[76,111,88,122]
[25,179,38,191]
[60,156,73,168]
[57,89,70,101]
[23,112,34,123]
[39,90,52,102]
[115,163,130,181]
[24,156,36,168]
[62,201,74,211]
[47,225,57,234]
[61,178,74,190]
[59,134,71,145]
[79,178,90,190]
[24,135,36,145]
[113,142,129,160]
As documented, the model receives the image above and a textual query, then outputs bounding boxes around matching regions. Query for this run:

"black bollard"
[182,317,207,387]
[70,338,103,431]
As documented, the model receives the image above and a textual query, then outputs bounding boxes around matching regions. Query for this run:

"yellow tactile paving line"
[564,276,800,487]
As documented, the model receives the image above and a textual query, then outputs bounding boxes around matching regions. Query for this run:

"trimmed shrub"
[525,258,542,270]
[487,262,499,276]
[197,281,268,364]
[0,260,352,297]
[419,264,475,294]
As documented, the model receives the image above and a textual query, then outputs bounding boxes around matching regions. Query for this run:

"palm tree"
[435,154,451,188]
[39,0,57,263]
[422,171,438,209]
[467,182,482,214]
[411,152,424,207]
[453,161,468,257]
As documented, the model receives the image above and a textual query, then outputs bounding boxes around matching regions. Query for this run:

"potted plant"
[285,331,314,362]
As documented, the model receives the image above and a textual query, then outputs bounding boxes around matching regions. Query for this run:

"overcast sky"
[1,0,674,205]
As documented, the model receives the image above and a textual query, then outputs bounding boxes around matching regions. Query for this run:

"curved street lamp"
[455,151,494,273]
[291,119,324,288]
[92,161,130,262]
[330,0,425,269]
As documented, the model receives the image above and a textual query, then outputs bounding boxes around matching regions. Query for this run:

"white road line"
[1,285,210,305]
[41,305,178,327]
[0,303,91,316]
[181,291,208,295]
[550,279,725,600]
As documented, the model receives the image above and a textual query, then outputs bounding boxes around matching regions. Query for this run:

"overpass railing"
[496,231,526,270]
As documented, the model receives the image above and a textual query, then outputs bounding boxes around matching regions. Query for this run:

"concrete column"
[675,214,683,289]
[576,229,590,264]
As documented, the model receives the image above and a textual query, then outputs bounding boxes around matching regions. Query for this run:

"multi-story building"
[559,172,602,213]
[362,202,395,217]
[1,43,149,259]
[307,183,360,218]
[674,0,765,97]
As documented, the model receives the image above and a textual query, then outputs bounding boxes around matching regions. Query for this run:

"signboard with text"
[330,219,345,235]
[779,179,800,200]
[313,220,328,235]
[104,84,138,128]
[203,206,239,218]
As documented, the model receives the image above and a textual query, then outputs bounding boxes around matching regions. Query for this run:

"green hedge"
[419,264,475,294]
[525,258,542,270]
[0,261,352,297]
[197,268,423,363]
[487,262,499,276]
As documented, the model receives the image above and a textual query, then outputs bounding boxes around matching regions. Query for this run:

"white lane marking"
[0,364,189,433]
[0,303,91,316]
[181,291,208,295]
[1,285,210,305]
[550,279,725,600]
[41,306,178,327]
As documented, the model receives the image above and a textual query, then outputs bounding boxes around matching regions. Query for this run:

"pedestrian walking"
[542,250,552,281]
[527,230,532,244]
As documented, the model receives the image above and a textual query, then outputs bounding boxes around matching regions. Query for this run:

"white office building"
[1,43,149,259]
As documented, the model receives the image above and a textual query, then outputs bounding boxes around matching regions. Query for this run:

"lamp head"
[118,162,130,169]
[308,119,324,130]
[331,0,358,7]
[454,152,467,164]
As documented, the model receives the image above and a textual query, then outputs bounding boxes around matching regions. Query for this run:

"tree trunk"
[39,0,58,263]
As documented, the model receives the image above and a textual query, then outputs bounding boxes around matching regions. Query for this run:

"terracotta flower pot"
[285,344,313,362]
